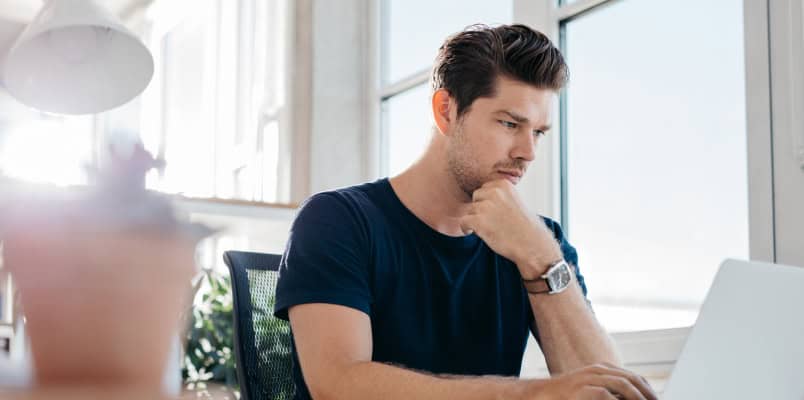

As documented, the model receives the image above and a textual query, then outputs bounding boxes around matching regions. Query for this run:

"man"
[274,24,657,400]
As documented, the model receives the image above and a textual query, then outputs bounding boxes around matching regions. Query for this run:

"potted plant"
[181,267,294,398]
[0,144,213,390]
[182,270,238,391]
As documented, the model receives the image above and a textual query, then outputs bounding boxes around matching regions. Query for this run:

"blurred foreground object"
[0,145,213,390]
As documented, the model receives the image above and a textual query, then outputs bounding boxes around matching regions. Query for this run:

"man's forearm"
[528,278,621,374]
[317,361,536,400]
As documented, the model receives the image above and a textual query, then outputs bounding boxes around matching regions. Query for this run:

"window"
[0,0,290,206]
[0,115,95,186]
[559,0,748,332]
[134,0,295,275]
[140,0,290,204]
[0,0,297,282]
[383,84,432,175]
[380,0,513,176]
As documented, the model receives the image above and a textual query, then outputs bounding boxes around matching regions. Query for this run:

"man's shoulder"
[538,215,565,239]
[296,180,388,224]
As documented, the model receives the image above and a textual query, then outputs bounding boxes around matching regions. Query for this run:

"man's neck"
[388,154,472,237]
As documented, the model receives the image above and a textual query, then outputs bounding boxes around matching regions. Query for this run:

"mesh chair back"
[223,251,295,400]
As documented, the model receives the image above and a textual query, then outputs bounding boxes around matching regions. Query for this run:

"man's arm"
[289,303,655,400]
[524,267,620,373]
[289,303,525,400]
[461,180,621,374]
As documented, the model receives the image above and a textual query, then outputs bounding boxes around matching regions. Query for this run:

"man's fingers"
[473,179,512,201]
[588,365,657,400]
[596,364,657,400]
[575,386,618,400]
[467,200,491,215]
[480,179,511,189]
[607,364,653,394]
[472,187,490,202]
[459,215,476,235]
[584,375,646,400]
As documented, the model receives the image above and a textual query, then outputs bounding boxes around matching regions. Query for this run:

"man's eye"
[533,130,546,138]
[499,120,518,129]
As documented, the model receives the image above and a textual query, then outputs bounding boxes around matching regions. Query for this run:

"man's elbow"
[305,371,339,400]
[304,360,365,400]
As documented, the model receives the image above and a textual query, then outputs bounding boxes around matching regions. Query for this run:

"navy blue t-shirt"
[274,179,587,399]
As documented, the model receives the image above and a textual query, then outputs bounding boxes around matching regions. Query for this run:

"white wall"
[293,0,373,197]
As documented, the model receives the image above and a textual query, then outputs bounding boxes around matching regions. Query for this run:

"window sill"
[173,196,298,220]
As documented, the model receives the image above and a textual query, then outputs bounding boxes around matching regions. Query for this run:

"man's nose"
[511,132,536,162]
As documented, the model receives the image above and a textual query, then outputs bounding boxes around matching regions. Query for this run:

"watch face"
[547,262,572,293]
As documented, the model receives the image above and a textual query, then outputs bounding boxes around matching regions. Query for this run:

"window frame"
[766,0,804,264]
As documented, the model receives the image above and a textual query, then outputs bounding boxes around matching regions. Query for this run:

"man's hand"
[523,364,658,400]
[460,179,562,280]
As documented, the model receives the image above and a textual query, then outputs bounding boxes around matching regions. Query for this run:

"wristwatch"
[523,259,573,295]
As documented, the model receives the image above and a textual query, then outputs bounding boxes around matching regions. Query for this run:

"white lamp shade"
[3,0,154,115]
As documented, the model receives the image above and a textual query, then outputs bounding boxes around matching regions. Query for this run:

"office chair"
[223,251,295,400]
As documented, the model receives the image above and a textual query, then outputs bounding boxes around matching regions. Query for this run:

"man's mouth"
[497,170,522,184]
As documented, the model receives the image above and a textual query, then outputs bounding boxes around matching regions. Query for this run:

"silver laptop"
[663,259,804,400]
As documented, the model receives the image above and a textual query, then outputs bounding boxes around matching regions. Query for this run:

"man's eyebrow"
[495,110,529,123]
[494,110,551,131]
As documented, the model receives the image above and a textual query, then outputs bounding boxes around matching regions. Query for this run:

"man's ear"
[432,88,455,136]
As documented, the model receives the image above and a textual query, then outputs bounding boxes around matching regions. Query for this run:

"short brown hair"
[431,24,568,117]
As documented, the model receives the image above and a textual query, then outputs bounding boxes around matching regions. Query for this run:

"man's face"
[446,76,555,196]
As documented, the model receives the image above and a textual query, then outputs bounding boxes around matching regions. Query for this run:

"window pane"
[142,0,287,203]
[213,0,240,199]
[563,0,747,332]
[259,120,280,201]
[0,116,94,186]
[383,84,432,176]
[157,4,217,198]
[383,0,512,83]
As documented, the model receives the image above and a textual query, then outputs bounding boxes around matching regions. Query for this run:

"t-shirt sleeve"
[273,192,373,321]
[541,216,589,297]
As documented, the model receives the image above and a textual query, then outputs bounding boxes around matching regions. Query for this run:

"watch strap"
[522,276,551,294]
[522,260,574,295]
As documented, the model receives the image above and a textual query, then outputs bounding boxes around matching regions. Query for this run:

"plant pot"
[2,225,199,387]
[0,181,213,389]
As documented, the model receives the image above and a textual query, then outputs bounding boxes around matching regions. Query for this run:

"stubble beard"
[446,123,486,199]
[446,123,530,199]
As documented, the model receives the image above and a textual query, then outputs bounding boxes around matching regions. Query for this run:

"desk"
[1,387,172,400]
[1,383,238,400]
